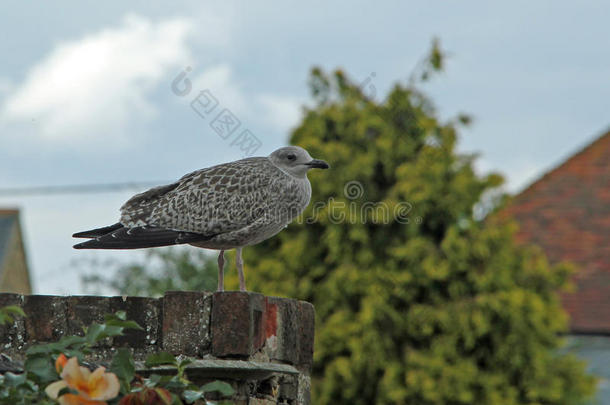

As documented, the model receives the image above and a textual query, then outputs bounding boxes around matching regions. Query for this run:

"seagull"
[73,146,329,292]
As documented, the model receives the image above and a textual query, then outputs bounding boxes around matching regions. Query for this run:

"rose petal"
[61,357,84,388]
[45,380,67,399]
[57,393,108,405]
[88,369,120,400]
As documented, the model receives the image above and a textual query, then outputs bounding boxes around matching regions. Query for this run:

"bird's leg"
[217,250,225,292]
[236,247,247,292]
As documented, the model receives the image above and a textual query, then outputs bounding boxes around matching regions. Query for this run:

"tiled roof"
[503,131,610,334]
[0,210,18,270]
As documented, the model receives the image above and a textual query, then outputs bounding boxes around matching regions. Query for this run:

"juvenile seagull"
[73,146,329,292]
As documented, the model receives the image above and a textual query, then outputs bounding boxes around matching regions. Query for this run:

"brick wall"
[0,291,314,405]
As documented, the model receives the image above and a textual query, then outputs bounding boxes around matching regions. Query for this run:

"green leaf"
[200,381,235,396]
[182,389,204,403]
[85,323,106,344]
[2,372,26,387]
[61,349,87,360]
[24,356,57,383]
[26,335,88,359]
[0,305,26,324]
[104,311,144,331]
[85,323,125,344]
[145,351,177,367]
[56,335,87,348]
[110,348,135,393]
[25,344,51,356]
[102,325,125,338]
[105,319,143,330]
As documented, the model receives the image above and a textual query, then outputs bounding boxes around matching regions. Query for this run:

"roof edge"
[512,127,610,199]
[0,209,20,216]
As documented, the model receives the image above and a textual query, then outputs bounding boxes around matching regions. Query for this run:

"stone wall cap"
[137,359,299,380]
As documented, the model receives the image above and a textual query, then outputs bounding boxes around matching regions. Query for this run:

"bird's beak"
[305,159,330,169]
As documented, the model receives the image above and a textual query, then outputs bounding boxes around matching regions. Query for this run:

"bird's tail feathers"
[73,226,213,250]
[72,223,123,238]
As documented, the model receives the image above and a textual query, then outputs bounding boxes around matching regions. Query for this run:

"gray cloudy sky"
[1,1,608,294]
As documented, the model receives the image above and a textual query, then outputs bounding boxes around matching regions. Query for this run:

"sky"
[0,1,608,294]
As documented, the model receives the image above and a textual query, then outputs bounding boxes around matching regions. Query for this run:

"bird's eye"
[286,153,296,161]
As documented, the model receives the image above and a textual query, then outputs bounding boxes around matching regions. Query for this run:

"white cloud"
[257,94,303,133]
[190,64,247,116]
[1,15,193,143]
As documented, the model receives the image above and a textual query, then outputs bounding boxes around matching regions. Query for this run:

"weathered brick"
[211,291,265,357]
[162,291,212,356]
[66,296,112,337]
[297,373,311,405]
[278,375,298,401]
[266,297,299,365]
[297,301,315,370]
[110,296,161,348]
[23,295,67,342]
[0,293,25,347]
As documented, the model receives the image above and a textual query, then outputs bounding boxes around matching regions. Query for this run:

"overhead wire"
[0,181,168,197]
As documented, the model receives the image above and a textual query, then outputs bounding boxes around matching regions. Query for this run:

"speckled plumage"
[73,146,329,291]
[120,157,311,249]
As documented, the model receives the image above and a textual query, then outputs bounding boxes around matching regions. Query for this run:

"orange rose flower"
[45,356,120,405]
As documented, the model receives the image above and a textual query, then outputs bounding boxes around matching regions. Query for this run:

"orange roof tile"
[503,130,610,333]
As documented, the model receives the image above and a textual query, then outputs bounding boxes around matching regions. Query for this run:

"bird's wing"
[120,158,285,235]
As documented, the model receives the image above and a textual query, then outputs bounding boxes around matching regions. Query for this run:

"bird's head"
[268,146,330,178]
